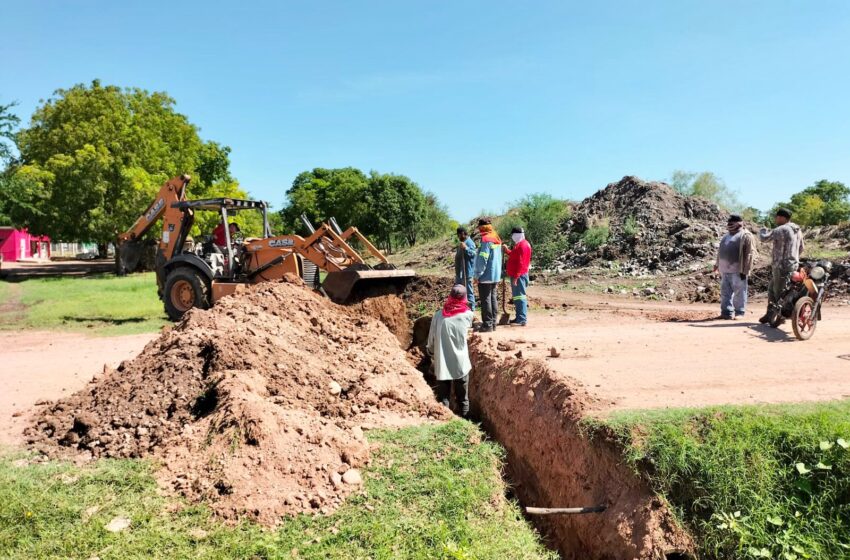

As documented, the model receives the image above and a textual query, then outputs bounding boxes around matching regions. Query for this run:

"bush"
[582,219,610,250]
[622,215,639,238]
[496,194,571,269]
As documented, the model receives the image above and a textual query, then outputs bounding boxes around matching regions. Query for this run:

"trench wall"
[469,338,694,560]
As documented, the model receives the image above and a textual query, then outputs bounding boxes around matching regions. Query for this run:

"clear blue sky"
[3,1,850,221]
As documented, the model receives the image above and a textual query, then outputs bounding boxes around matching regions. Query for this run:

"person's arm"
[758,227,773,242]
[464,238,476,260]
[474,240,491,279]
[798,231,805,258]
[426,314,439,356]
[741,232,755,278]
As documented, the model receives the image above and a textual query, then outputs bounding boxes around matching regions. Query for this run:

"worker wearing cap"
[758,208,804,325]
[504,226,533,326]
[712,215,755,320]
[473,217,503,332]
[454,227,476,311]
[427,284,474,417]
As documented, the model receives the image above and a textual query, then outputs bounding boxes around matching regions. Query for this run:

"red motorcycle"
[769,260,832,340]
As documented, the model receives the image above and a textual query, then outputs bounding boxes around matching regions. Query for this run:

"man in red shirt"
[504,226,532,326]
[212,222,240,248]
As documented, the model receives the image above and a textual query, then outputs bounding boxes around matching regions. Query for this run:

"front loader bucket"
[116,240,143,275]
[322,268,416,304]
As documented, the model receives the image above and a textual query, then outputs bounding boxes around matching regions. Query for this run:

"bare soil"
[25,275,449,524]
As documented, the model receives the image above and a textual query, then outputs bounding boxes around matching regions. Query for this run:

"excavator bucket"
[322,267,416,304]
[116,239,144,275]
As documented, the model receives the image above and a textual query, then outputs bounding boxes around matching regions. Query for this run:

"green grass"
[1,421,555,560]
[588,401,850,560]
[581,224,610,250]
[0,273,166,335]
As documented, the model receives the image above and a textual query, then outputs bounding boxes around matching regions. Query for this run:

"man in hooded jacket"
[758,208,805,325]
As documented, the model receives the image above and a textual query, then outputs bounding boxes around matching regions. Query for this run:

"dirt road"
[0,331,156,445]
[487,287,850,414]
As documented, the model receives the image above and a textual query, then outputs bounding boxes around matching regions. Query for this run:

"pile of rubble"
[553,176,727,275]
[26,276,448,524]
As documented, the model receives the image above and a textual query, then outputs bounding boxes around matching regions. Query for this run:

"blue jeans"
[720,273,747,317]
[511,274,528,324]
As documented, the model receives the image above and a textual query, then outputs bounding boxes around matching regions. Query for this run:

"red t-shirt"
[213,223,227,246]
[506,239,532,278]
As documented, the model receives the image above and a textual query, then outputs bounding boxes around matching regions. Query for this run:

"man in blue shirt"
[454,227,476,311]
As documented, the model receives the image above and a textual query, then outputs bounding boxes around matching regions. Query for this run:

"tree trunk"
[97,242,109,259]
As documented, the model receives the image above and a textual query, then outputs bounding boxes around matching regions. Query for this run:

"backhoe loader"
[117,174,415,320]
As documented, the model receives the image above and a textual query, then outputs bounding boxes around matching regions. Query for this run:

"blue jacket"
[474,234,503,283]
[454,238,476,284]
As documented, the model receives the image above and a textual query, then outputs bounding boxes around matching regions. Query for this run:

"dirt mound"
[400,275,455,320]
[556,176,727,274]
[26,276,448,524]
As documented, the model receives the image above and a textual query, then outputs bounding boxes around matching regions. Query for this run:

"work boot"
[758,310,773,324]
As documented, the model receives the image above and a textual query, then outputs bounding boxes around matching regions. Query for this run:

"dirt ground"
[487,286,850,414]
[0,331,156,446]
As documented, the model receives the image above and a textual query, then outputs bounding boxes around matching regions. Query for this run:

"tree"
[773,180,850,226]
[2,80,248,254]
[414,192,453,242]
[280,167,371,233]
[496,193,571,269]
[669,170,742,211]
[0,101,20,165]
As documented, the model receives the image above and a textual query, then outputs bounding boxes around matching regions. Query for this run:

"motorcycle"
[769,260,832,340]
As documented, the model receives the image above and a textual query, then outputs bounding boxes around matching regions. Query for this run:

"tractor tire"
[163,267,210,321]
[792,296,817,341]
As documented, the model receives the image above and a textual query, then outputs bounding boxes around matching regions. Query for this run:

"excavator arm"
[116,174,192,274]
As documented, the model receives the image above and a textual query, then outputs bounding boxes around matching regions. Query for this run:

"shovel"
[499,253,511,326]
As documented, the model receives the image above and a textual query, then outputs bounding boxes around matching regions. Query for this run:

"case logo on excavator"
[146,198,165,222]
[269,238,295,248]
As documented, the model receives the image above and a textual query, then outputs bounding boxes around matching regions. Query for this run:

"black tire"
[163,267,210,321]
[792,296,817,341]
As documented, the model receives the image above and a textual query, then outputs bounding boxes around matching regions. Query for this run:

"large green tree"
[2,80,247,253]
[0,101,21,225]
[280,167,444,252]
[670,170,743,211]
[773,180,850,226]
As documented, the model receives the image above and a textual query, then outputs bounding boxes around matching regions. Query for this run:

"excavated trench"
[405,309,694,560]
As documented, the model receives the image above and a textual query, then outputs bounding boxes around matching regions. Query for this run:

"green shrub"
[622,215,639,238]
[582,220,610,250]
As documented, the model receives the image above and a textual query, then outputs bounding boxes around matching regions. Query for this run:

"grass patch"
[590,401,850,560]
[1,421,555,560]
[0,273,166,335]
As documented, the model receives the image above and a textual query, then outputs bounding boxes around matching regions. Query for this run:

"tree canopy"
[0,80,252,247]
[279,167,451,252]
[670,170,743,211]
[772,180,850,227]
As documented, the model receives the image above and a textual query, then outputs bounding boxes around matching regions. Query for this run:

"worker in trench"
[473,217,503,332]
[504,226,533,326]
[758,208,805,325]
[454,226,477,311]
[427,284,474,417]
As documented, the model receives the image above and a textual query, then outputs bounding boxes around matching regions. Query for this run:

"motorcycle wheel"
[792,296,817,341]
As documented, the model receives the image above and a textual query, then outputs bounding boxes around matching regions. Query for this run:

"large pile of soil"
[26,276,448,524]
[555,176,727,274]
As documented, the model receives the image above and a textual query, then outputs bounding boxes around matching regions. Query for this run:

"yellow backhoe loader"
[117,175,415,320]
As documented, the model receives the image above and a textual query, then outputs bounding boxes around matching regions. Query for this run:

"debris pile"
[26,276,448,524]
[555,176,727,275]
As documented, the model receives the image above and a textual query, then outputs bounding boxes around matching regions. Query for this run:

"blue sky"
[2,1,850,221]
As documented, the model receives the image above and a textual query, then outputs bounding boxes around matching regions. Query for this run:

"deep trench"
[408,318,695,560]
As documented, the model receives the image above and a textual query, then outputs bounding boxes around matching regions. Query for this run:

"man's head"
[450,283,467,300]
[457,226,468,241]
[727,214,743,232]
[775,208,792,226]
[477,217,492,228]
[511,226,525,243]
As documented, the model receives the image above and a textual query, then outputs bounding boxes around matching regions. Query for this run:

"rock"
[342,469,362,486]
[496,341,517,352]
[328,381,342,396]
[104,516,131,533]
[549,347,561,358]
[514,351,523,359]
[330,472,343,490]
[341,441,370,467]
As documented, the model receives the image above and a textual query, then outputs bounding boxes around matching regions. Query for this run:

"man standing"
[758,208,804,325]
[473,217,503,333]
[427,284,474,417]
[454,227,476,311]
[504,226,533,326]
[713,215,755,320]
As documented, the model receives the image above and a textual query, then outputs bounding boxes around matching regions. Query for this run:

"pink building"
[0,227,51,261]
